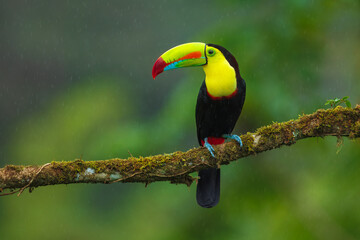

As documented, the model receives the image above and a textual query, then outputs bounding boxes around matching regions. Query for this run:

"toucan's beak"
[152,42,207,79]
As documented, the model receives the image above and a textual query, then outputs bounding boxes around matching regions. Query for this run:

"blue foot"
[222,134,243,147]
[204,137,215,157]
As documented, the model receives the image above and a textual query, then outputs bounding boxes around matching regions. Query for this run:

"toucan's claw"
[204,137,216,157]
[223,134,243,147]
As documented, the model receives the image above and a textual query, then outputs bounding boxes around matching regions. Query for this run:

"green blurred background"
[1,1,360,239]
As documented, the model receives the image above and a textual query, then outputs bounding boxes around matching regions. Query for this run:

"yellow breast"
[203,58,237,97]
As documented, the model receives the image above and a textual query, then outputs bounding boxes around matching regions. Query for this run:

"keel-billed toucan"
[152,42,246,208]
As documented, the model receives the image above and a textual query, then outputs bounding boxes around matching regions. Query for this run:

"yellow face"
[203,45,237,97]
[204,46,224,64]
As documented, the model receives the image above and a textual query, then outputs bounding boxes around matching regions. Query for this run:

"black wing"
[195,79,245,145]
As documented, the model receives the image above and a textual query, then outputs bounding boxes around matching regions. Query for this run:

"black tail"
[196,168,220,208]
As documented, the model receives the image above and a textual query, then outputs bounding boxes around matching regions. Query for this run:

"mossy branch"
[1,106,359,195]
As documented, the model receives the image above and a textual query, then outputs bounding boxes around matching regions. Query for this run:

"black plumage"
[196,44,246,208]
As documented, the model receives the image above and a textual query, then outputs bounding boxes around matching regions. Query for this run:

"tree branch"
[1,106,359,195]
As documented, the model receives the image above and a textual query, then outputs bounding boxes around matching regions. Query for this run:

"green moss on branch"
[0,105,359,195]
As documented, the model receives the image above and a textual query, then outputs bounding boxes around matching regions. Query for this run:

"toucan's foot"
[204,137,215,157]
[222,134,243,147]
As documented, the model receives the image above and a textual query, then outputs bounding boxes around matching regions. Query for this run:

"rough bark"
[0,106,359,195]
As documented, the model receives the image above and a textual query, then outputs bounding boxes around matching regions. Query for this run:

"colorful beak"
[152,42,207,79]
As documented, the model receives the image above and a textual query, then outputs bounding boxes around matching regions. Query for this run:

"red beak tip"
[152,70,160,79]
[152,57,166,79]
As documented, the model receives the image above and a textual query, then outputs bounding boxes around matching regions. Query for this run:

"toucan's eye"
[207,48,215,56]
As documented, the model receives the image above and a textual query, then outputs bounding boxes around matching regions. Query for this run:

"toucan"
[152,42,246,208]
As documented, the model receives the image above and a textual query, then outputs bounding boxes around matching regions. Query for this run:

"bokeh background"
[1,1,360,239]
